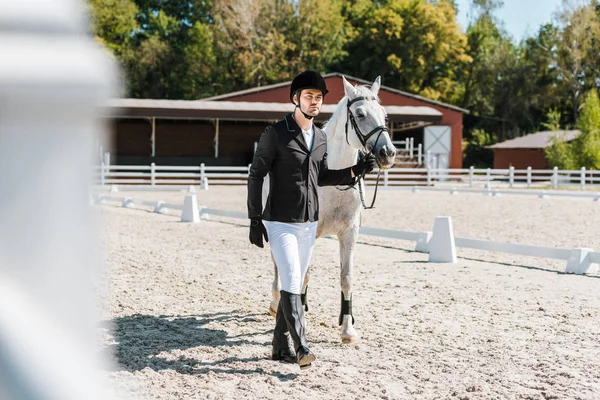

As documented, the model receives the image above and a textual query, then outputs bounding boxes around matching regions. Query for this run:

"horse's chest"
[317,188,361,236]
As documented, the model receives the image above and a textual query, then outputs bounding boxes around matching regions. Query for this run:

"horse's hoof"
[340,315,359,344]
[341,336,358,344]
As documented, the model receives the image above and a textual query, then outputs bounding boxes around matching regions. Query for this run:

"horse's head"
[342,76,396,169]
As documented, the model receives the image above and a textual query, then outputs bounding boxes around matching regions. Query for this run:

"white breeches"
[263,220,318,294]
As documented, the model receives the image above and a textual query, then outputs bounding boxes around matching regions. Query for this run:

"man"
[247,70,376,370]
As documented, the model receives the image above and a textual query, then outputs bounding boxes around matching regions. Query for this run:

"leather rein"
[335,95,389,210]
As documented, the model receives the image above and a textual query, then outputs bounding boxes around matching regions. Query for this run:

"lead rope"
[358,169,381,209]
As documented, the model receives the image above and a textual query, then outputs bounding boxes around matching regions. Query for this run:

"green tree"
[545,90,600,169]
[574,90,600,168]
[462,128,496,168]
[88,0,139,55]
[338,0,471,103]
[554,0,600,124]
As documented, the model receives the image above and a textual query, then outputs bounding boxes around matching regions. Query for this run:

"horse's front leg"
[338,225,359,344]
[269,254,280,317]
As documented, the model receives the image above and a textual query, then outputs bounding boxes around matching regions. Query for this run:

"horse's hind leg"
[269,254,280,318]
[338,226,359,344]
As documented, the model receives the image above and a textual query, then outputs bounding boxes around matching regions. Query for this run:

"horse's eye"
[357,112,365,118]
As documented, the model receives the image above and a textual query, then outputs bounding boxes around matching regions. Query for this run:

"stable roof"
[108,98,443,123]
[487,130,580,149]
[204,72,469,114]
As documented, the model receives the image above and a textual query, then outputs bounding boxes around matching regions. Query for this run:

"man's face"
[295,89,324,117]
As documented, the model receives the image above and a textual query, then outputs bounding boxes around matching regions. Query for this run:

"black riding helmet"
[290,70,328,120]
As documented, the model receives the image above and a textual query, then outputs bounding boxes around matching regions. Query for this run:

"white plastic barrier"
[94,197,599,275]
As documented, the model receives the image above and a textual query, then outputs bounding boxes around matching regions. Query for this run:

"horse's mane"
[323,85,380,140]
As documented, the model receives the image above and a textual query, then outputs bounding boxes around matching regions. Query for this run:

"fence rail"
[94,163,600,191]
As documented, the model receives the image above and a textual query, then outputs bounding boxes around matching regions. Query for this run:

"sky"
[455,0,565,42]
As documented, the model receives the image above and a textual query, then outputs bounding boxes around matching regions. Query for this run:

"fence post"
[417,143,422,165]
[0,0,120,397]
[384,169,388,187]
[509,166,514,188]
[486,168,491,187]
[581,167,586,191]
[527,166,532,188]
[100,161,105,186]
[151,162,156,186]
[552,166,558,190]
[409,137,414,157]
[427,164,432,186]
[469,166,474,187]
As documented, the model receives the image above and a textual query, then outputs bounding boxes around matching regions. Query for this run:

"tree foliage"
[86,0,600,167]
[545,90,600,169]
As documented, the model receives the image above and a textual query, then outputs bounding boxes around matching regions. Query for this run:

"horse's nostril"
[378,147,387,157]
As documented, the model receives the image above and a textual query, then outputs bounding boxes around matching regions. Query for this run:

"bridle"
[336,95,389,209]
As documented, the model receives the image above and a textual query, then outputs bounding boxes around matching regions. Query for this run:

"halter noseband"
[344,96,389,149]
[337,95,390,209]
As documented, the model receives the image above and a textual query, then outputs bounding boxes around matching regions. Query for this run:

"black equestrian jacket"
[248,114,355,223]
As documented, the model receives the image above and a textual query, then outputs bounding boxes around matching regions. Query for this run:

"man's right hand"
[352,153,378,177]
[249,217,269,248]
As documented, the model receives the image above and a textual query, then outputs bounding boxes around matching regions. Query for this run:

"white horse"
[268,76,397,343]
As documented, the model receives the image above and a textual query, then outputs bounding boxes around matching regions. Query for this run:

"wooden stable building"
[105,73,468,168]
[488,130,580,169]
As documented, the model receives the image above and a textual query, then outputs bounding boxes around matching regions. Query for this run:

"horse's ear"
[342,76,356,98]
[371,76,381,97]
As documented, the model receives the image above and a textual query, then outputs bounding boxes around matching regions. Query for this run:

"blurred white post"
[150,162,156,186]
[100,161,106,186]
[527,166,532,188]
[581,167,586,191]
[0,1,119,399]
[552,166,558,189]
[417,143,422,165]
[469,166,474,187]
[383,169,388,187]
[509,166,514,188]
[486,168,491,186]
[200,162,208,190]
[409,137,414,157]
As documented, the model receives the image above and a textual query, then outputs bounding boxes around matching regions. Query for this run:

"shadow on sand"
[100,311,298,380]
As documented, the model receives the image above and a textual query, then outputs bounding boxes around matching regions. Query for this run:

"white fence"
[92,193,599,275]
[94,163,600,191]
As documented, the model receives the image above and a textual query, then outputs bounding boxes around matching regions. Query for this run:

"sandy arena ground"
[97,186,600,400]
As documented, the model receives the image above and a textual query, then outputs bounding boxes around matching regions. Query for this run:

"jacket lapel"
[312,126,327,152]
[285,114,310,154]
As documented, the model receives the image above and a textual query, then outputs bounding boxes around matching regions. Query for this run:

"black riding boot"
[279,290,316,370]
[272,301,295,363]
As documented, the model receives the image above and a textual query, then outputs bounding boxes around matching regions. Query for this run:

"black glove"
[352,153,378,176]
[249,217,269,248]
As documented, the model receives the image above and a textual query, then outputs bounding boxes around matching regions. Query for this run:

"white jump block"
[110,185,119,193]
[415,231,432,253]
[200,177,209,190]
[428,216,457,263]
[154,201,168,214]
[565,248,598,275]
[411,187,420,193]
[187,185,196,193]
[181,194,200,223]
[450,188,458,195]
[539,192,549,199]
[199,206,210,220]
[122,197,134,208]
